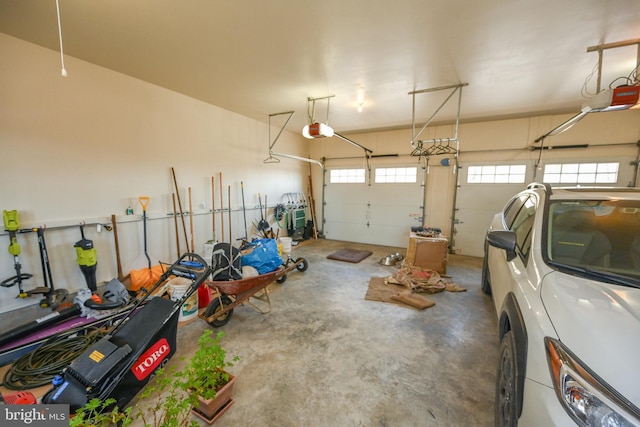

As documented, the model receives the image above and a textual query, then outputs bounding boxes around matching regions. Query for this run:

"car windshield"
[547,199,640,284]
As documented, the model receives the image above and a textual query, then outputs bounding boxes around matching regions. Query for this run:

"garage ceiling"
[1,0,639,134]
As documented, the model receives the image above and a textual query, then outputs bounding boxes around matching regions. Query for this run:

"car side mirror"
[487,230,518,262]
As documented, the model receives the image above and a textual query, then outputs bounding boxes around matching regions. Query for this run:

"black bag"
[211,243,242,281]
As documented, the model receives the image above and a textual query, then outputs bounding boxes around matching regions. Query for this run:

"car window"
[509,196,536,263]
[547,199,640,281]
[503,195,527,229]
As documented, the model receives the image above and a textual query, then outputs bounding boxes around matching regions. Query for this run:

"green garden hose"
[2,327,104,390]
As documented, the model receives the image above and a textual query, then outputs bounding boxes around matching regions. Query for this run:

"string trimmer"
[35,226,68,308]
[1,210,32,296]
[75,223,98,292]
[2,211,67,308]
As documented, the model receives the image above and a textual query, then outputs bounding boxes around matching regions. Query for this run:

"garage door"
[454,156,636,257]
[454,161,535,257]
[323,165,424,247]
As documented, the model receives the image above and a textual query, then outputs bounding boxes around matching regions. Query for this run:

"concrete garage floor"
[0,238,498,425]
[169,238,499,427]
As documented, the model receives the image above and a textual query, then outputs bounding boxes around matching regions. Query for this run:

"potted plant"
[179,329,239,424]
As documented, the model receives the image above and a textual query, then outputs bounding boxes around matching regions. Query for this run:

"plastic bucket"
[197,285,211,308]
[279,237,292,254]
[168,277,198,322]
[203,241,216,262]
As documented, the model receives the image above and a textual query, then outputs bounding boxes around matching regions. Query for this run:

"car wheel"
[481,252,492,295]
[496,330,518,427]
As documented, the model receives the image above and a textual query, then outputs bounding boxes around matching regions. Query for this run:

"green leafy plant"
[135,365,198,427]
[178,329,239,401]
[69,397,132,427]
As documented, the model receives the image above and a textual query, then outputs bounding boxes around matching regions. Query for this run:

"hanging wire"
[56,0,67,77]
[581,60,601,98]
[607,59,640,88]
[627,60,640,84]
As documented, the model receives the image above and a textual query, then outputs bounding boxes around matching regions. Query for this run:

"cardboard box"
[406,234,448,274]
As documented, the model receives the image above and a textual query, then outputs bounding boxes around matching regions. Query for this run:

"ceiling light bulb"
[61,67,67,77]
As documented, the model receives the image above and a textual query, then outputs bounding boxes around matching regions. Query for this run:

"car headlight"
[545,338,640,426]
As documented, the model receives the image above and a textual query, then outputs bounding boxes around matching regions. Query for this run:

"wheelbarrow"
[201,257,307,327]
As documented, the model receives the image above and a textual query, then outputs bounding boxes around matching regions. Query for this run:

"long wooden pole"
[211,176,216,241]
[241,181,247,239]
[219,172,224,242]
[228,185,232,243]
[171,167,190,250]
[111,214,128,281]
[188,186,195,253]
[172,193,181,257]
[308,170,318,239]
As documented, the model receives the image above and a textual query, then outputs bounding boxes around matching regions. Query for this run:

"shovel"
[130,196,164,291]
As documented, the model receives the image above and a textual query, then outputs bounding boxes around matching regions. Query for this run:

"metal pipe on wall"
[449,154,460,254]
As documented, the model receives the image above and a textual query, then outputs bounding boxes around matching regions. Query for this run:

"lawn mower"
[41,253,211,411]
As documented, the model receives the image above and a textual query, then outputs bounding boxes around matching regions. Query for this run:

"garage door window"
[329,169,366,183]
[374,167,417,183]
[467,165,526,184]
[543,162,619,184]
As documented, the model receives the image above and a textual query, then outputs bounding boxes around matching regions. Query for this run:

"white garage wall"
[0,35,308,312]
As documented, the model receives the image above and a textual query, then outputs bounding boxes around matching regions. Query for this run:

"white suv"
[482,183,640,426]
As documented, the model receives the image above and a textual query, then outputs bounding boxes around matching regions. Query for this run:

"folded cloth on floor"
[390,290,435,309]
[386,262,465,293]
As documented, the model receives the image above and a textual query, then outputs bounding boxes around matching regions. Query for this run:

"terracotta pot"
[191,373,237,424]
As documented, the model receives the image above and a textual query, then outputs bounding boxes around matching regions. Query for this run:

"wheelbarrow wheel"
[204,295,234,328]
[276,273,287,284]
[295,258,308,272]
